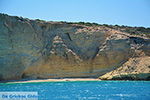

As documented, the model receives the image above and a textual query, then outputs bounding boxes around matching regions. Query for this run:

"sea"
[0,81,150,100]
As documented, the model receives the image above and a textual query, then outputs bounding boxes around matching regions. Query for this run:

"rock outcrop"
[99,57,150,80]
[0,13,150,81]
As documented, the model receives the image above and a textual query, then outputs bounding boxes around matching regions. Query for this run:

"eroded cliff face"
[0,14,150,81]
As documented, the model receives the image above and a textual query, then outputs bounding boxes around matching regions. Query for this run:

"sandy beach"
[1,78,101,84]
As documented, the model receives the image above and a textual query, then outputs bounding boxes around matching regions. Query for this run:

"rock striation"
[0,13,150,81]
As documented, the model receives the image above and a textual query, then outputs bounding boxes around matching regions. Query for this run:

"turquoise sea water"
[0,81,150,100]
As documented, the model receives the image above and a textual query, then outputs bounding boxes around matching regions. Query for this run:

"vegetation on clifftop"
[58,20,150,37]
[67,21,150,38]
[1,13,150,38]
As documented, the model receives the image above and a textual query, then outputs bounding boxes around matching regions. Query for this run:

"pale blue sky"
[0,0,150,27]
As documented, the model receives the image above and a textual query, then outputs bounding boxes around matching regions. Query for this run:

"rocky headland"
[0,13,150,81]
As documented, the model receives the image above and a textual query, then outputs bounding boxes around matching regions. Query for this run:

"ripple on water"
[0,81,150,100]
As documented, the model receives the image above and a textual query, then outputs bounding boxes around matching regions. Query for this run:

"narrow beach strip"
[1,78,101,84]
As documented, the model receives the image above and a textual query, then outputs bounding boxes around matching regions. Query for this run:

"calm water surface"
[0,81,150,100]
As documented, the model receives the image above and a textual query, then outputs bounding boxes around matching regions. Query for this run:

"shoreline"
[0,78,150,84]
[0,78,101,84]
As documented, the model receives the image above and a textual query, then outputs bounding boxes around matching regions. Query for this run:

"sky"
[0,0,150,27]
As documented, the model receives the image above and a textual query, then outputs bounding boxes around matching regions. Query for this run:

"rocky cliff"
[0,14,150,81]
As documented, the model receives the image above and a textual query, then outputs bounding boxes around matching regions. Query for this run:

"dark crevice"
[21,73,27,79]
[65,33,72,41]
